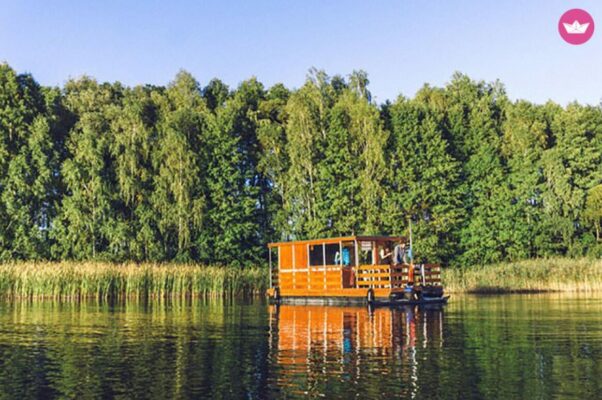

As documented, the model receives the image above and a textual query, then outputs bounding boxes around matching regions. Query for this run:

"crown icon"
[563,20,590,34]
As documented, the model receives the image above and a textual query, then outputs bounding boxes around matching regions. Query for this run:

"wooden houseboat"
[266,236,447,305]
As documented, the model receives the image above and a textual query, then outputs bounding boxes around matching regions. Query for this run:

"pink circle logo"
[558,9,595,45]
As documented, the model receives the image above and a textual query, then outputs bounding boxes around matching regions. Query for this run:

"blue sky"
[1,0,601,105]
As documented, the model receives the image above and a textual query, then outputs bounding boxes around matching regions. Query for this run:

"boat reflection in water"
[268,304,445,398]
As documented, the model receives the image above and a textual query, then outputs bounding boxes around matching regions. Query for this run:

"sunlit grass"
[443,258,602,293]
[0,262,268,300]
[3,258,602,299]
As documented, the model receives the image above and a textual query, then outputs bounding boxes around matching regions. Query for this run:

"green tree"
[202,78,230,112]
[1,117,60,259]
[584,185,602,242]
[2,63,602,267]
[501,100,550,258]
[442,74,513,266]
[283,70,334,238]
[317,74,387,236]
[383,88,461,263]
[257,83,290,241]
[201,78,269,266]
[151,71,207,261]
[110,85,161,260]
[0,65,54,260]
[540,104,602,255]
[51,78,122,260]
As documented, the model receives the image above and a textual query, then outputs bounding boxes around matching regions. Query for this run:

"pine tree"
[461,99,512,265]
[257,83,290,242]
[383,89,461,263]
[501,100,550,259]
[442,75,513,266]
[201,78,268,266]
[316,88,362,236]
[540,104,602,255]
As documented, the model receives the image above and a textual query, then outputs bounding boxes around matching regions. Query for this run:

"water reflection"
[268,304,445,398]
[2,295,602,399]
[0,299,272,400]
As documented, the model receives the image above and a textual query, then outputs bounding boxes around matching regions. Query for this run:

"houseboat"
[266,236,447,305]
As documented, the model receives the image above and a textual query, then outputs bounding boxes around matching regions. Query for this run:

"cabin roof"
[268,235,406,248]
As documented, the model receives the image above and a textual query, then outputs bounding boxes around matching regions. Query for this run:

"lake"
[1,294,601,399]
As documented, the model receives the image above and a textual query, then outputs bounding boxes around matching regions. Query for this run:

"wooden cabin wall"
[295,245,308,269]
[279,244,293,290]
[280,244,293,268]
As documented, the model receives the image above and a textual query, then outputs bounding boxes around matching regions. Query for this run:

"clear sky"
[1,0,601,105]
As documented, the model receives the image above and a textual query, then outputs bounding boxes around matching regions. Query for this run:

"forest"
[0,63,601,268]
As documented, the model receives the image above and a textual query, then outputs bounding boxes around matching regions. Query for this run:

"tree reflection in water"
[3,296,602,399]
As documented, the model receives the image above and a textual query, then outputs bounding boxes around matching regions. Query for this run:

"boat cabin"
[267,236,444,304]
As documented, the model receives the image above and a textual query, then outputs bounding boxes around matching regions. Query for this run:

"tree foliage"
[0,63,600,267]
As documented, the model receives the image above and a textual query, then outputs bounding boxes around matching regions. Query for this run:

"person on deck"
[379,245,392,265]
[393,241,409,265]
[335,247,354,287]
[335,247,351,266]
[394,241,414,285]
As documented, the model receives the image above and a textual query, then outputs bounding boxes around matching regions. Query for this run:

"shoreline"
[1,257,601,299]
[443,257,602,294]
[0,262,268,300]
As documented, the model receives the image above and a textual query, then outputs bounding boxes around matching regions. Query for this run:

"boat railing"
[356,264,392,288]
[355,263,442,289]
[270,261,279,289]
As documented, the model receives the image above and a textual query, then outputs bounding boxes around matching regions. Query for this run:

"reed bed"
[443,257,602,293]
[3,258,601,299]
[0,262,268,300]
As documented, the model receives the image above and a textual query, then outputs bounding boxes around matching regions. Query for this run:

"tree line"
[0,63,601,267]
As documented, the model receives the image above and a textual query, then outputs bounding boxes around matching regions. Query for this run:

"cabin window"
[359,241,374,265]
[309,244,324,267]
[324,243,339,265]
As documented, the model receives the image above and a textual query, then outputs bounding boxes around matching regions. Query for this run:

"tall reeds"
[3,258,601,299]
[0,262,268,300]
[443,257,602,293]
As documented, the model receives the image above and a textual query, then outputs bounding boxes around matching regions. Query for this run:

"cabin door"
[341,241,356,288]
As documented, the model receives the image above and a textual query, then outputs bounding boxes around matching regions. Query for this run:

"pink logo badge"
[558,9,594,45]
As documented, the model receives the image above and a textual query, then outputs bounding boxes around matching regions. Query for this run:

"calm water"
[1,294,602,399]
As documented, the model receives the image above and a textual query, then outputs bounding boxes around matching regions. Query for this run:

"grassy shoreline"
[0,262,268,300]
[0,257,601,299]
[443,257,602,293]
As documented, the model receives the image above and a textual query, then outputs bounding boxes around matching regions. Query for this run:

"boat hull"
[372,295,450,307]
[269,295,449,306]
